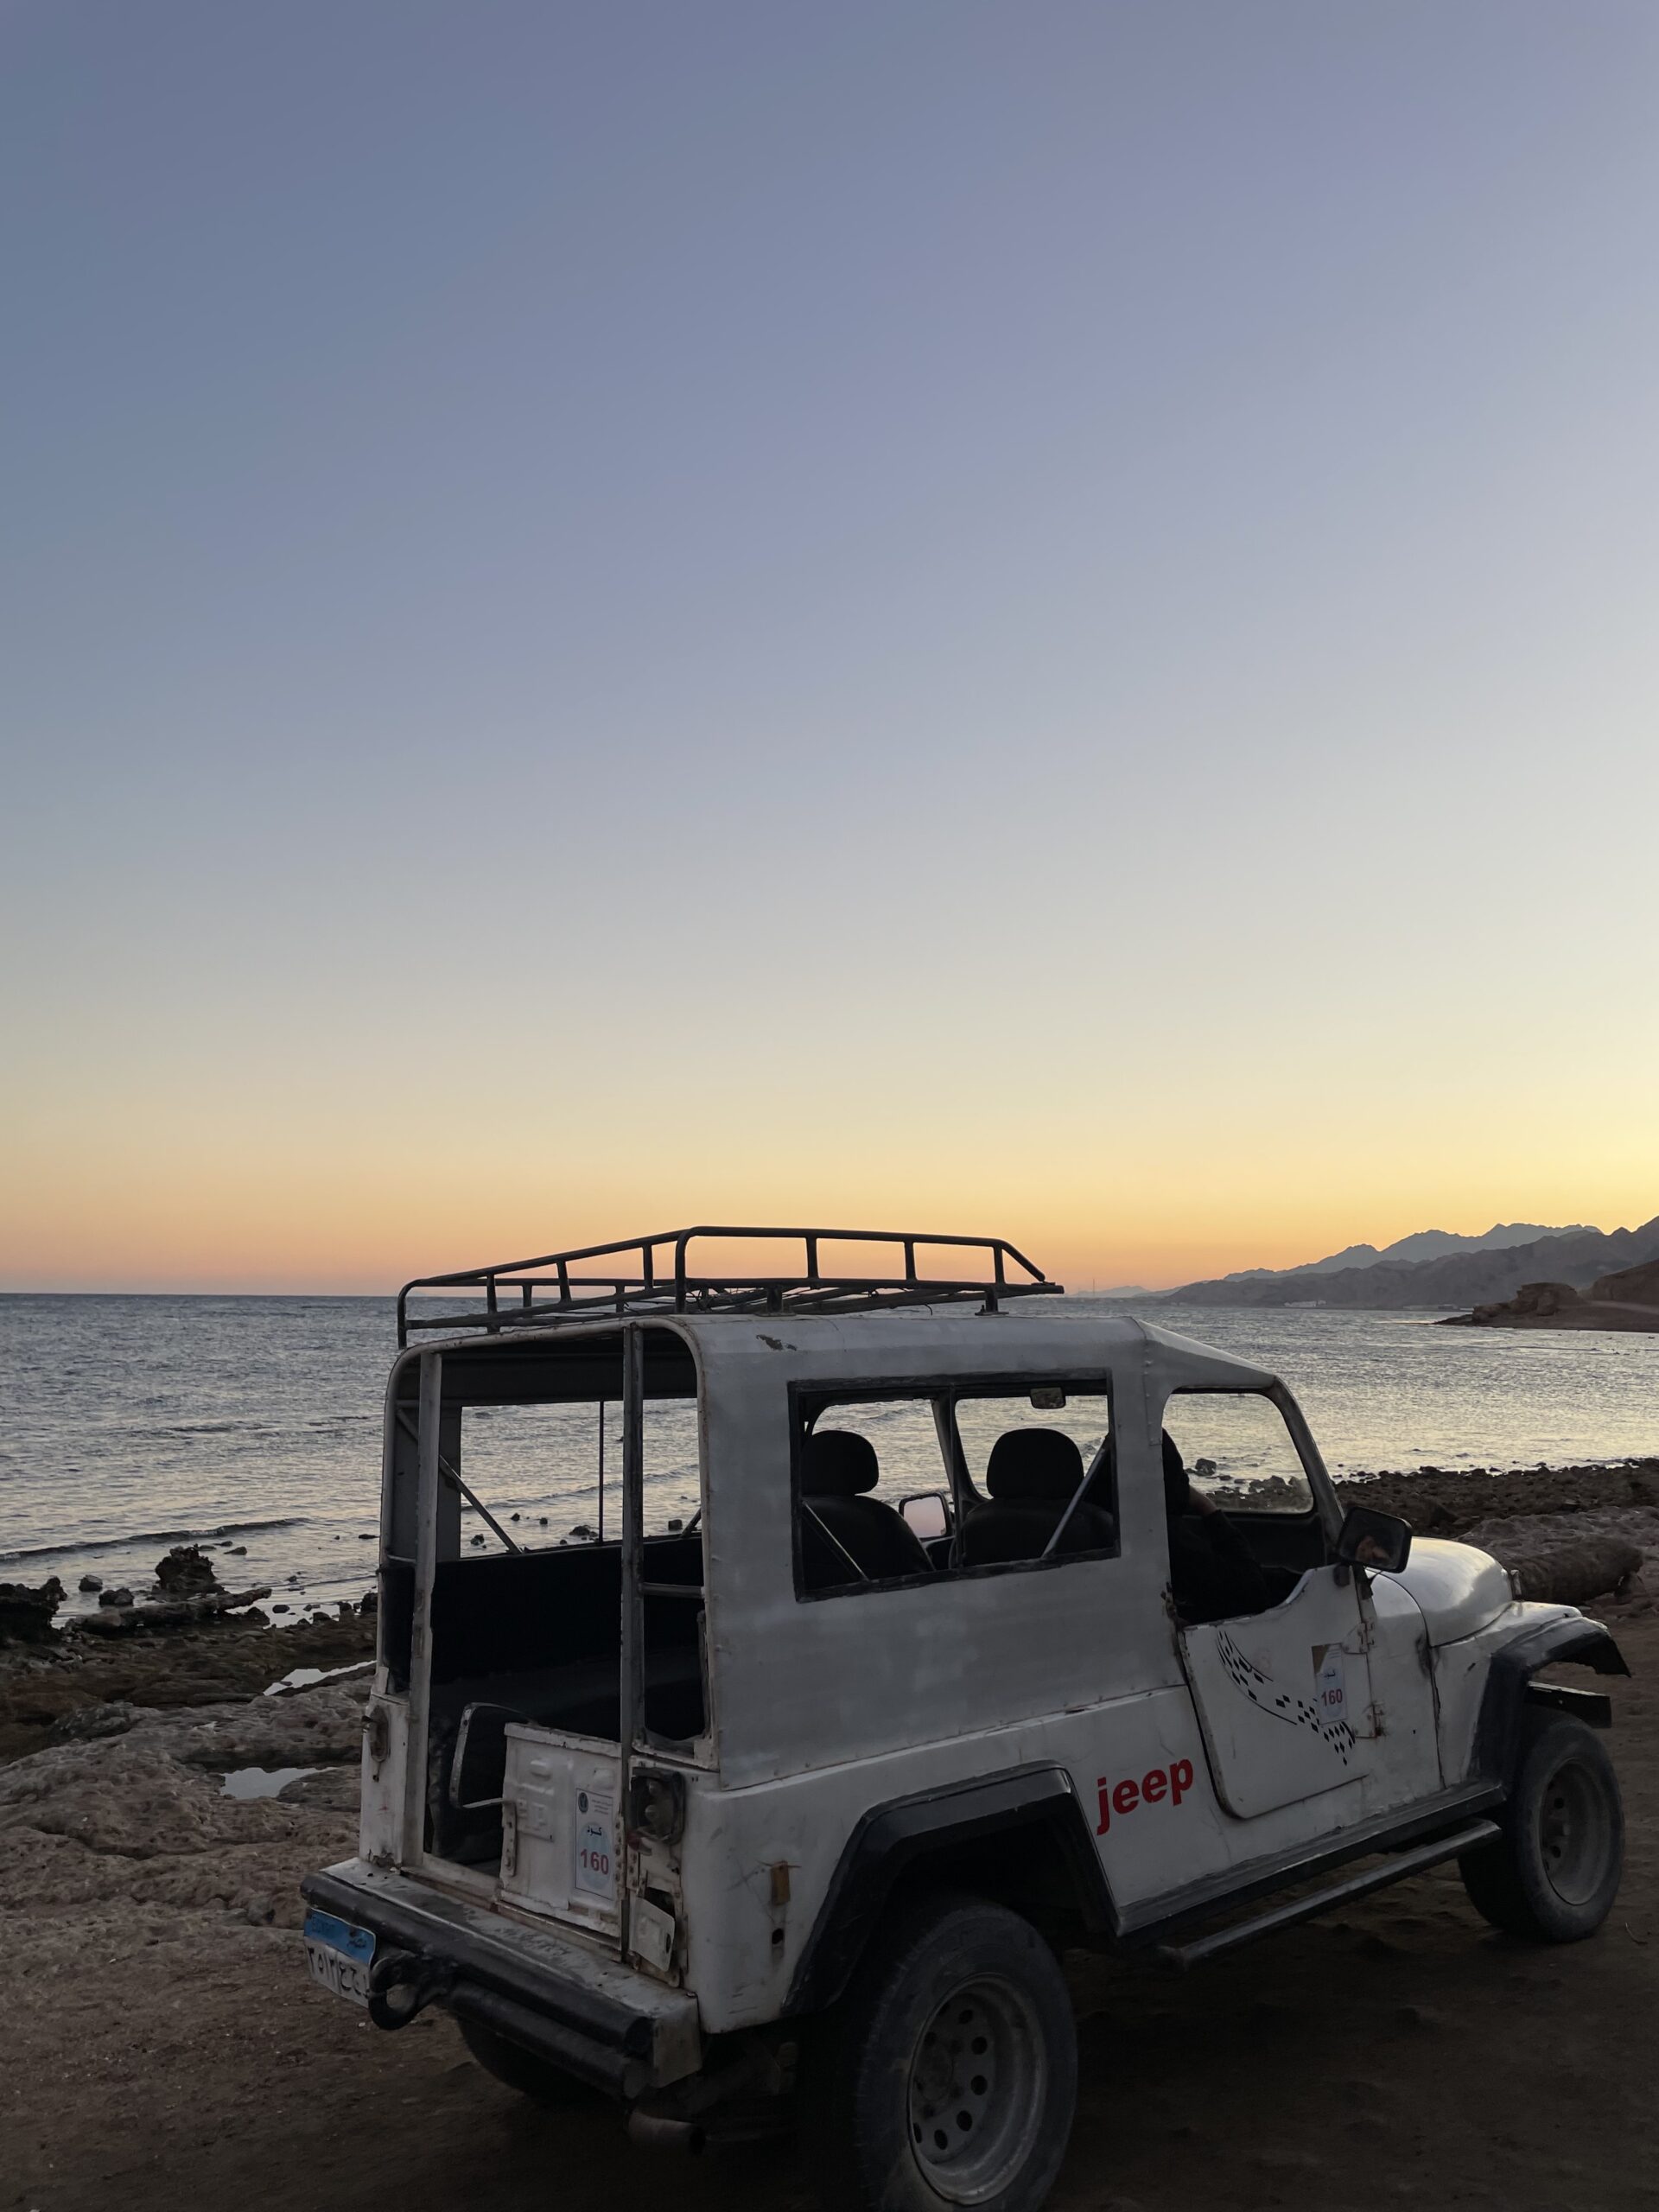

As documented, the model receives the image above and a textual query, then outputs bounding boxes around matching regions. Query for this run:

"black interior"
[1219,1509,1327,1577]
[1160,1398,1330,1585]
[383,1537,706,1869]
[378,1325,707,1872]
[1159,1427,1326,1584]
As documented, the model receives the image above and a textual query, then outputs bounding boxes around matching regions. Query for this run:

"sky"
[3,2,1656,1294]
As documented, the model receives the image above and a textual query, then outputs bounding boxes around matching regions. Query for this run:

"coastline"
[1436,1259,1659,1334]
[1440,1301,1659,1333]
[0,1602,375,1763]
[5,1455,1658,1767]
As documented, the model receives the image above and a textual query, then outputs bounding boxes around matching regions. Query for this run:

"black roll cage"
[397,1224,1059,1345]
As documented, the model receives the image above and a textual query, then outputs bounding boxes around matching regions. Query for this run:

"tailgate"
[498,1727,623,1939]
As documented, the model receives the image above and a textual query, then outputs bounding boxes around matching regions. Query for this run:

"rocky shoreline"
[1440,1257,1659,1333]
[1329,1454,1659,1530]
[4,1459,1658,1767]
[1331,1458,1659,1610]
[0,1587,375,1764]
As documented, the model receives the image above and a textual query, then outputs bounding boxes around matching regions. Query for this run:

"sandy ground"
[1,1601,1654,2212]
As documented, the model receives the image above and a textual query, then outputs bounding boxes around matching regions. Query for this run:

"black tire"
[455,2015,605,2108]
[802,1891,1077,2212]
[1459,1710,1624,1942]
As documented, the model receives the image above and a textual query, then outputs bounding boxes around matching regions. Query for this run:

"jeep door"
[1166,1389,1376,1818]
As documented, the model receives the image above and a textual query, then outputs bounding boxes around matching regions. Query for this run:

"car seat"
[799,1428,932,1590]
[959,1427,1116,1566]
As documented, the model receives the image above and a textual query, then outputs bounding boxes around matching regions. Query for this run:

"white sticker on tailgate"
[573,1789,616,1900]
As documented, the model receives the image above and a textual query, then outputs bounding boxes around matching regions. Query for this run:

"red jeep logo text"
[1095,1758,1194,1834]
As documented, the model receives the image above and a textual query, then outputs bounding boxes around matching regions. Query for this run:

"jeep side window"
[1162,1391,1315,1516]
[793,1378,1116,1599]
[1160,1389,1324,1615]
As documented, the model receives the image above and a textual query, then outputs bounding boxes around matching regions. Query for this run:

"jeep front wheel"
[804,1892,1077,2212]
[1459,1711,1624,1942]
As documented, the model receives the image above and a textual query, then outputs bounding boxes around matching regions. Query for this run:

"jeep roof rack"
[397,1226,1061,1346]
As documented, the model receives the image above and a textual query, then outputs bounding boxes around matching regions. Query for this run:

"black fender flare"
[1473,1615,1629,1785]
[783,1763,1114,2017]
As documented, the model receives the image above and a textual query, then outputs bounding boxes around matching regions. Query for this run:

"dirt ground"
[1,1610,1654,2212]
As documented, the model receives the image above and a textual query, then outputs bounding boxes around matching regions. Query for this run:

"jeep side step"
[1155,1819,1500,1970]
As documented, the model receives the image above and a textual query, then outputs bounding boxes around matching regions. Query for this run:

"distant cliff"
[1166,1217,1659,1310]
[1442,1255,1659,1333]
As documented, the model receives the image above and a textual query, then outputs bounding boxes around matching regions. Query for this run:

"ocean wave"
[0,1515,305,1566]
[156,1422,279,1438]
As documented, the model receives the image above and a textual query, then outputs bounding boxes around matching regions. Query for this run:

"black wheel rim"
[1537,1758,1609,1908]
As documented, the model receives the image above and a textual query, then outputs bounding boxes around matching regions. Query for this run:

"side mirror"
[1336,1505,1412,1575]
[900,1491,951,1543]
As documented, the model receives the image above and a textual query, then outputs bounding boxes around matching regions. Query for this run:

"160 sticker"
[573,1789,616,1900]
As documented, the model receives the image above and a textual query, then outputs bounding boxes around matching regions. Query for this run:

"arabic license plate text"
[303,1908,375,2006]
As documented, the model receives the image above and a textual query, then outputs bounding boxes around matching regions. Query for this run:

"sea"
[3,1294,1656,1624]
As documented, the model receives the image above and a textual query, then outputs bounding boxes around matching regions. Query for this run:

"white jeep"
[302,1228,1628,2212]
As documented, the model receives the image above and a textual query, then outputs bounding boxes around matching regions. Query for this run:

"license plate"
[303,1908,375,2006]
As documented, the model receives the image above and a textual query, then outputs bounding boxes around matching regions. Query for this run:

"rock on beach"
[0,1677,368,1924]
[0,1577,66,1646]
[155,1544,222,1596]
[1460,1516,1649,1606]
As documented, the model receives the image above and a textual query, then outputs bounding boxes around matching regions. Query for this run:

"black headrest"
[802,1428,879,1497]
[985,1427,1084,1502]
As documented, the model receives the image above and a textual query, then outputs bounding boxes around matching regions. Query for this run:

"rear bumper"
[302,1859,701,2098]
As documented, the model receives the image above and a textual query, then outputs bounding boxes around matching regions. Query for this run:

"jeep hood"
[1376,1538,1514,1645]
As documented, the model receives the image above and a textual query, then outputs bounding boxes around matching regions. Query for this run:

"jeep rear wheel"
[804,1892,1077,2212]
[1460,1711,1624,1942]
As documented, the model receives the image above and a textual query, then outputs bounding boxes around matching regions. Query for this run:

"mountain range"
[1222,1223,1592,1281]
[1162,1217,1659,1310]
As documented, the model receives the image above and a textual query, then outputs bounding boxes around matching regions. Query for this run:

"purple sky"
[3,3,1656,1287]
